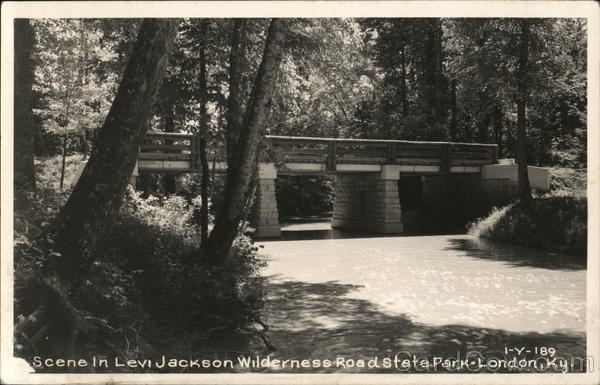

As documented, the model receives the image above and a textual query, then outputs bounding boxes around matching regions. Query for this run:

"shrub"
[15,160,267,363]
[468,195,587,257]
[35,154,85,191]
[14,156,81,329]
[549,167,586,196]
[90,189,265,338]
[121,187,200,246]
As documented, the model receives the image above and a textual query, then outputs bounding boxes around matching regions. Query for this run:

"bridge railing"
[266,135,498,172]
[138,132,498,173]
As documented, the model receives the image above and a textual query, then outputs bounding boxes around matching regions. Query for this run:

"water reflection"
[276,219,463,241]
[271,218,586,271]
[278,218,377,240]
[446,237,586,271]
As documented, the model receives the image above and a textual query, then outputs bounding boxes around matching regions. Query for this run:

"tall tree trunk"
[59,87,72,190]
[203,19,288,263]
[421,19,446,127]
[560,99,569,133]
[198,21,210,246]
[450,79,457,141]
[477,112,490,143]
[14,19,37,205]
[162,104,177,194]
[493,105,503,158]
[225,19,247,167]
[59,135,68,190]
[463,109,473,142]
[240,163,259,231]
[79,23,90,159]
[53,19,178,281]
[400,45,409,117]
[199,138,209,244]
[516,20,531,201]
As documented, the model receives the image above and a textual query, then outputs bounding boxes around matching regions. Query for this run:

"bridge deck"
[137,132,498,175]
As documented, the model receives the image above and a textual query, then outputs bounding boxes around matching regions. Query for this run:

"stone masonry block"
[251,164,281,238]
[332,169,403,234]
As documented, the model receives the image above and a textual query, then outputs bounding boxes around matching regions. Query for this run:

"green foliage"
[469,195,587,257]
[269,19,374,138]
[14,17,590,369]
[158,19,232,139]
[15,157,266,361]
[121,187,200,245]
[352,18,587,168]
[35,154,84,191]
[365,18,448,139]
[29,17,586,170]
[90,189,265,336]
[275,175,334,218]
[14,155,84,258]
[549,167,586,196]
[176,172,225,219]
[32,19,136,156]
[70,259,142,324]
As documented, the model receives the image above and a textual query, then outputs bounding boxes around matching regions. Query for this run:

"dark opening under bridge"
[134,132,549,237]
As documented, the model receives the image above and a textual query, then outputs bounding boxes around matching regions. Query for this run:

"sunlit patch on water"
[258,232,586,334]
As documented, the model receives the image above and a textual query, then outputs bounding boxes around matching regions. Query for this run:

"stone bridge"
[134,132,549,237]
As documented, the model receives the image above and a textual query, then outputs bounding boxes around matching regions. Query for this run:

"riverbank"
[468,168,586,258]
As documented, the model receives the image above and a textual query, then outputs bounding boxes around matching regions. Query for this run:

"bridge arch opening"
[274,174,334,225]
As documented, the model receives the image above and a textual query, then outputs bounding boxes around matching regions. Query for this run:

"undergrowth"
[14,158,267,371]
[468,169,587,257]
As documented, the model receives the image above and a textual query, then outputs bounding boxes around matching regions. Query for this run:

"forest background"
[10,17,588,370]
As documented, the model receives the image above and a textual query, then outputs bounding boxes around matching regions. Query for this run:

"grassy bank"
[469,168,587,258]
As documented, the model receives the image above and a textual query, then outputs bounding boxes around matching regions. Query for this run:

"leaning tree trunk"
[203,19,288,264]
[53,19,178,281]
[225,19,248,167]
[14,19,37,205]
[516,19,531,201]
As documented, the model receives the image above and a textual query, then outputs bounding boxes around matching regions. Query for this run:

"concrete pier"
[252,163,281,238]
[332,165,403,233]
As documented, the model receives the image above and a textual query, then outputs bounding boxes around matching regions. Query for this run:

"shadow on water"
[445,237,586,271]
[277,218,382,241]
[273,219,586,272]
[236,220,588,372]
[280,227,386,240]
[272,219,465,241]
[233,277,586,373]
